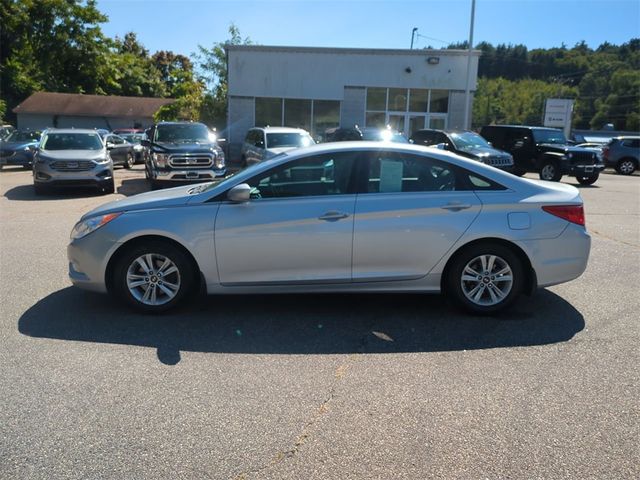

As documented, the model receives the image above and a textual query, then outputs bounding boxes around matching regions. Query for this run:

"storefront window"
[284,99,312,131]
[430,90,449,113]
[388,88,408,111]
[409,89,428,112]
[366,88,387,111]
[313,100,340,139]
[365,112,386,128]
[255,97,282,126]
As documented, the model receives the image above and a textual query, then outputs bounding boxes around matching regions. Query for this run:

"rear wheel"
[446,243,524,315]
[112,241,197,313]
[576,173,599,185]
[616,158,637,175]
[124,153,134,169]
[539,161,562,181]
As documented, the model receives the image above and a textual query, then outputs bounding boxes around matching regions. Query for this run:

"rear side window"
[622,139,640,148]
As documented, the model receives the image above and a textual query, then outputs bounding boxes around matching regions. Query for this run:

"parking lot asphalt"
[1,165,638,479]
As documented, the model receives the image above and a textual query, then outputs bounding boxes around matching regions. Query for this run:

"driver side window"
[245,152,357,199]
[366,151,457,193]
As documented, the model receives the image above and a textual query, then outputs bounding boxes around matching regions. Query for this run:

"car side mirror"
[435,143,447,150]
[227,183,252,202]
[140,139,151,147]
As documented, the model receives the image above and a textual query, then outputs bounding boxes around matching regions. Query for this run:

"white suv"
[240,127,314,167]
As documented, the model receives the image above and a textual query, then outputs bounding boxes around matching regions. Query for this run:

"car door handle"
[318,211,350,221]
[441,202,472,211]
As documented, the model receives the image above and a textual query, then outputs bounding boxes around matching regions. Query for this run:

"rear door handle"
[318,211,350,221]
[441,202,472,211]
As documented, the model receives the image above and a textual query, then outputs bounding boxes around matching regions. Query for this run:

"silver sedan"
[67,142,591,314]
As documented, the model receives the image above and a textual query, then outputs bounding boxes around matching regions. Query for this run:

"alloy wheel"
[540,164,556,180]
[126,253,181,306]
[619,160,636,175]
[460,254,513,307]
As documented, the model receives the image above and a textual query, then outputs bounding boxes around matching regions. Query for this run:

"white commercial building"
[226,45,480,158]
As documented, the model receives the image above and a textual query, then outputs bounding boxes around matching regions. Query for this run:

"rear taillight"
[542,205,585,226]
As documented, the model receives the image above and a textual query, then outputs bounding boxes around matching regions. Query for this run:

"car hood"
[81,184,195,220]
[0,141,38,151]
[538,143,592,154]
[153,142,219,153]
[457,145,511,158]
[39,150,106,160]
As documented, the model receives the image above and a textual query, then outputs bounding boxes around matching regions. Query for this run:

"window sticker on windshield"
[379,159,403,192]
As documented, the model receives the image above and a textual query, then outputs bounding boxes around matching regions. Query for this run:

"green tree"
[194,24,252,129]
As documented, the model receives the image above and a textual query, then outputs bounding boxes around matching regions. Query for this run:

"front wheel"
[576,173,599,185]
[446,243,524,315]
[616,158,637,175]
[124,153,134,169]
[539,161,562,181]
[112,241,197,313]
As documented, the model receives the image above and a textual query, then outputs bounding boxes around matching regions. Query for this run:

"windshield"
[155,124,210,143]
[196,154,288,194]
[450,132,491,150]
[361,130,409,143]
[266,132,314,148]
[122,134,145,143]
[5,131,41,143]
[532,129,567,145]
[41,133,103,151]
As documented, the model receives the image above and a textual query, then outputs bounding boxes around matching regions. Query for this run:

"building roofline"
[225,44,481,57]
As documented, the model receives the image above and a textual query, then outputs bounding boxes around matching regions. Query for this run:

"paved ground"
[1,165,638,479]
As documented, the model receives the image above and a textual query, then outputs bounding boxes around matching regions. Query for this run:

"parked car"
[410,129,514,171]
[67,142,590,315]
[0,125,16,141]
[479,125,604,184]
[575,142,605,151]
[241,127,315,166]
[104,134,135,169]
[120,133,147,163]
[33,129,114,195]
[142,121,226,189]
[0,129,42,169]
[360,127,409,143]
[601,136,639,175]
[323,126,364,142]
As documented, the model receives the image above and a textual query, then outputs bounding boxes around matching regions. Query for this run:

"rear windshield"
[41,133,103,151]
[266,132,314,148]
[155,124,210,143]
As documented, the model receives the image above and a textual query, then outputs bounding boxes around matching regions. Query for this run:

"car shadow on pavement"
[3,184,106,201]
[118,178,150,197]
[18,287,585,365]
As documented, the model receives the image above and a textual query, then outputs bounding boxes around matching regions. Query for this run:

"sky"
[97,0,640,55]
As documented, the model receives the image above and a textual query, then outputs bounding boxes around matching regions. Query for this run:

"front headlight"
[214,151,225,169]
[153,153,170,168]
[70,212,122,241]
[95,156,110,164]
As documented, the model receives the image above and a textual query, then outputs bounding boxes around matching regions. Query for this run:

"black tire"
[101,178,115,194]
[124,153,134,169]
[576,173,599,185]
[615,158,637,175]
[539,160,563,182]
[446,242,525,315]
[112,240,197,313]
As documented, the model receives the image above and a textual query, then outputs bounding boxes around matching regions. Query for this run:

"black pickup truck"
[479,125,604,185]
[142,122,226,189]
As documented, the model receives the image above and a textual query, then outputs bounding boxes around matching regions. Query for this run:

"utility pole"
[410,27,418,49]
[463,0,476,130]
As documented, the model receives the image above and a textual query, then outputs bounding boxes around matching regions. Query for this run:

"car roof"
[482,125,561,131]
[252,126,309,133]
[156,121,207,127]
[44,128,102,134]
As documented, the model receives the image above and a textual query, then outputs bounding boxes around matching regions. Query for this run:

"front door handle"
[318,211,350,221]
[441,202,472,211]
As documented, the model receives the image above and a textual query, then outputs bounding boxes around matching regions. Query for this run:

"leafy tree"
[194,24,252,129]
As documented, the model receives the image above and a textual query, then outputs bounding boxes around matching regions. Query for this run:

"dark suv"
[602,136,639,175]
[143,122,226,189]
[410,129,513,171]
[479,125,604,184]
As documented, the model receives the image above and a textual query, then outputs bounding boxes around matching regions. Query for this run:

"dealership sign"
[544,98,575,137]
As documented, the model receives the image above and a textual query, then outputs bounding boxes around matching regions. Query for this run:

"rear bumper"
[516,223,591,288]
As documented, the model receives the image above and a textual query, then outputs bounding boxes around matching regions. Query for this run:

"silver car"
[33,129,114,195]
[240,126,315,167]
[68,142,591,314]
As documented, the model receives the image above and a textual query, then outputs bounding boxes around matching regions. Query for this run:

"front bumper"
[33,160,113,189]
[68,235,120,294]
[0,151,34,166]
[151,167,226,182]
[564,163,605,176]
